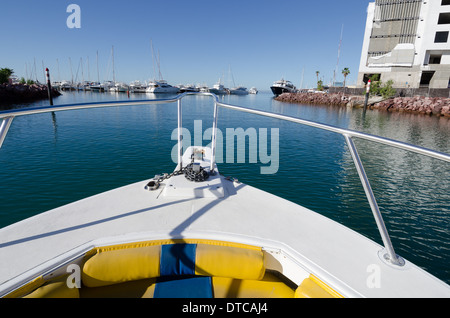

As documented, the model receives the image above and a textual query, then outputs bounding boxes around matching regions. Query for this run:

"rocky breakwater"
[275,92,450,117]
[372,96,450,117]
[275,92,364,107]
[0,83,61,104]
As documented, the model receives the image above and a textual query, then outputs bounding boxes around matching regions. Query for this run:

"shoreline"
[0,83,61,105]
[275,92,450,118]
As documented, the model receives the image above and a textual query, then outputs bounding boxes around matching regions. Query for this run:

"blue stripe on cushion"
[160,244,197,276]
[154,276,213,298]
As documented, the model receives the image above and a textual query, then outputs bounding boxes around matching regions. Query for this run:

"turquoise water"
[1,90,449,284]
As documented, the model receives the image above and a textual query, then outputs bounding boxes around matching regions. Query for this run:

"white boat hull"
[146,87,180,94]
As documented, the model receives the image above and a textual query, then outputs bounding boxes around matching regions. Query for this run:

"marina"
[0,91,449,298]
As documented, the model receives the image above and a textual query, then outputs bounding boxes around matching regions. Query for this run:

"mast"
[81,58,85,88]
[87,56,90,82]
[333,24,344,86]
[69,57,74,85]
[33,58,38,83]
[56,59,61,82]
[150,40,157,81]
[157,49,162,80]
[96,50,100,84]
[112,45,115,83]
[300,67,304,90]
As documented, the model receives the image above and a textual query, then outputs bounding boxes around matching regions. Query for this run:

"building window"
[429,55,442,64]
[435,31,449,43]
[438,13,450,24]
[442,0,450,5]
[420,71,435,87]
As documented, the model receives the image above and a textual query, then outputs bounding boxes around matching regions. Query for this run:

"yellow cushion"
[23,276,79,298]
[195,244,265,280]
[3,276,45,298]
[295,275,343,298]
[81,240,265,288]
[82,245,161,287]
[80,278,156,298]
[212,273,295,298]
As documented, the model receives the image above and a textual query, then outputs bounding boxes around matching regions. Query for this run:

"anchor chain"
[184,163,209,182]
[145,163,210,191]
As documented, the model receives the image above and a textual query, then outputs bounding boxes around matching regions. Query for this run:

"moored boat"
[270,79,297,96]
[208,81,227,95]
[129,81,147,93]
[229,86,249,95]
[146,80,180,94]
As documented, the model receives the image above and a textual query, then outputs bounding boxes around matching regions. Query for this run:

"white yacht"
[249,87,258,94]
[102,81,115,92]
[0,93,449,299]
[270,79,297,96]
[208,81,227,95]
[59,81,74,91]
[230,86,249,95]
[146,80,180,94]
[90,81,114,92]
[51,81,62,90]
[109,83,129,93]
[179,84,200,93]
[197,84,209,93]
[129,81,147,93]
[89,82,102,92]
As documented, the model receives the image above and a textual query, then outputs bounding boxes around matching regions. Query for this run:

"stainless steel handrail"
[1,92,449,266]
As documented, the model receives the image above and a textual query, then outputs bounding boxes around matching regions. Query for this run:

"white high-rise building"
[358,0,450,89]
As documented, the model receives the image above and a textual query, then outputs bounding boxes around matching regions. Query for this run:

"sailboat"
[106,46,128,93]
[228,66,249,95]
[146,41,179,94]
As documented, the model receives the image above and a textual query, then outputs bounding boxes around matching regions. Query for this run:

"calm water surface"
[0,90,449,284]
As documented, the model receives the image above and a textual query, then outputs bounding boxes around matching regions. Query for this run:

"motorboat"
[208,81,227,95]
[198,84,209,93]
[51,81,62,90]
[109,83,129,93]
[89,82,102,92]
[270,79,297,96]
[0,93,449,299]
[129,81,147,93]
[179,84,200,93]
[59,81,74,91]
[102,81,115,92]
[249,87,258,94]
[146,80,180,94]
[229,87,249,95]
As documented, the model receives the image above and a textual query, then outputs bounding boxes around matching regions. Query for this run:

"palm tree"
[315,71,320,83]
[342,68,350,87]
[0,68,14,84]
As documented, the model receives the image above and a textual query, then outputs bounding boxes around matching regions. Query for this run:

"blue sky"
[1,0,371,90]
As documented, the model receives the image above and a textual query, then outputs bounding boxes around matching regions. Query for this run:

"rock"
[275,92,450,118]
[0,83,61,105]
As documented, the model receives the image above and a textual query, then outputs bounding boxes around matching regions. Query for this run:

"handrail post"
[177,98,183,170]
[210,99,218,174]
[0,117,14,149]
[344,134,404,266]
